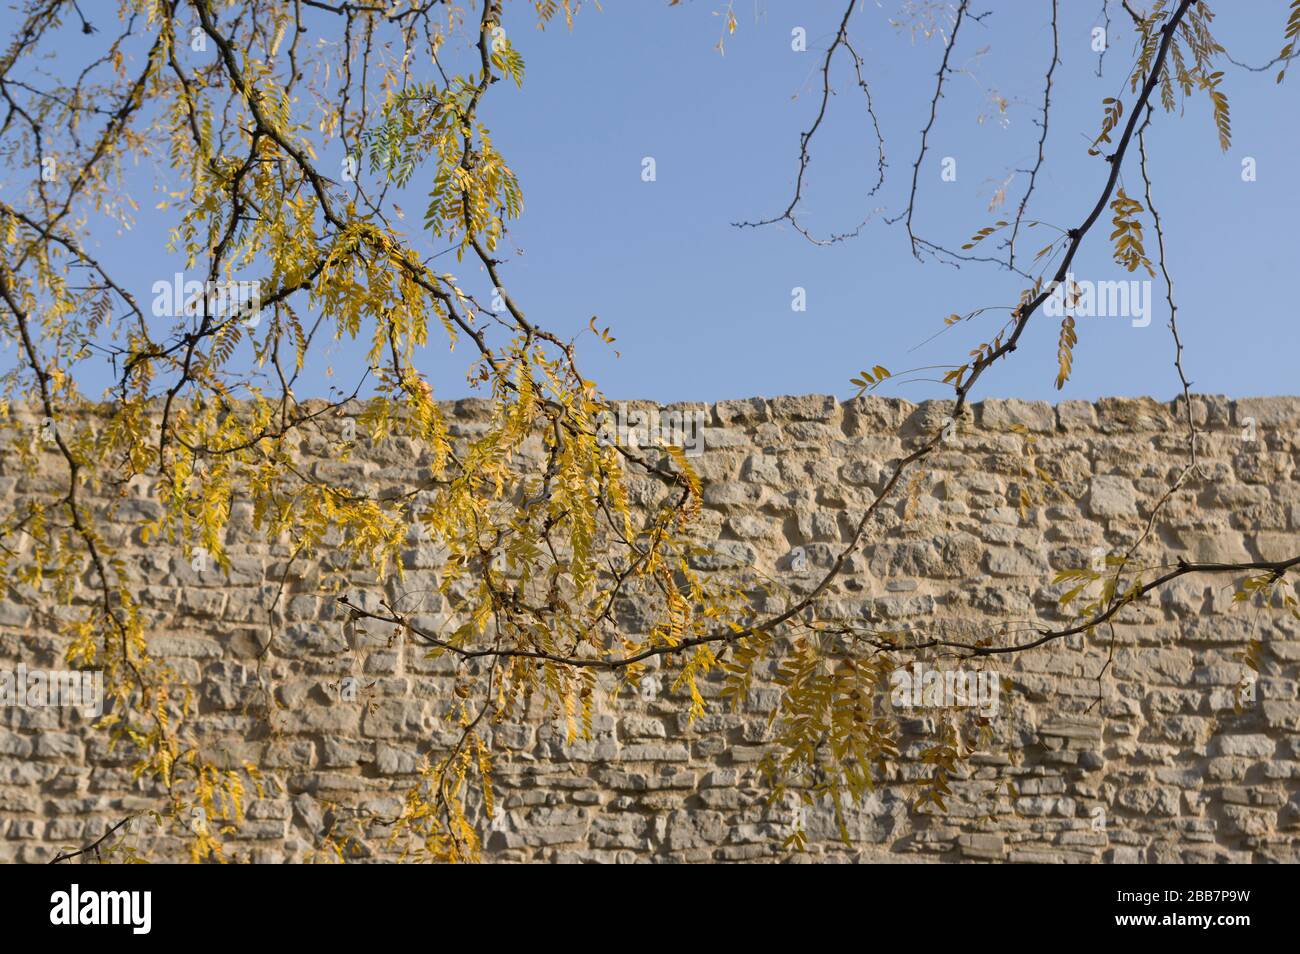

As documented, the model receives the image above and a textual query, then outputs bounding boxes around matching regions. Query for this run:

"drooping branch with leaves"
[0,0,1296,863]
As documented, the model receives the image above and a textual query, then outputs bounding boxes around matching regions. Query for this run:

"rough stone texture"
[1,394,1298,864]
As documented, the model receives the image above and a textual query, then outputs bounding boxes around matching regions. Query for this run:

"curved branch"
[732,0,885,245]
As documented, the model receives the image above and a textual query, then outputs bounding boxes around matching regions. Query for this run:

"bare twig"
[733,0,886,245]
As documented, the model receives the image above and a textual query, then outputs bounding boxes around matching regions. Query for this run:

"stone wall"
[1,394,1299,863]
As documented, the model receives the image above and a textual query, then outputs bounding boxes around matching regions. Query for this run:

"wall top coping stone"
[6,394,1298,432]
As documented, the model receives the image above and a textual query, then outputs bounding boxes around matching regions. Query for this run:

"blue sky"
[3,1,1296,404]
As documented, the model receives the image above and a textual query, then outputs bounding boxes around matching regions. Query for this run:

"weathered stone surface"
[979,399,1056,433]
[1087,475,1139,519]
[0,394,1296,863]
